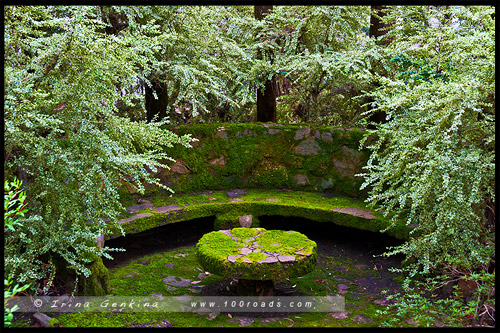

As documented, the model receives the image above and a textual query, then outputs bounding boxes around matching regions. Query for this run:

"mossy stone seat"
[196,227,317,296]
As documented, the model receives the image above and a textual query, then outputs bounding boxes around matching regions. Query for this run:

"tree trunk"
[367,6,391,129]
[254,6,277,123]
[369,5,391,46]
[145,79,168,123]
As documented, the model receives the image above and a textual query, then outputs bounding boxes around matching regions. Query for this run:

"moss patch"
[109,189,409,241]
[132,123,371,198]
[196,228,317,280]
[53,242,421,328]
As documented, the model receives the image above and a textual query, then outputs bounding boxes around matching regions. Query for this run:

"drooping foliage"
[357,6,495,325]
[4,6,194,291]
[3,5,496,327]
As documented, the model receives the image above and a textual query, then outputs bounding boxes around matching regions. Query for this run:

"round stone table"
[196,227,317,296]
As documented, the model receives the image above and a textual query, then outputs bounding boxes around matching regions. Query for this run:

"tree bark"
[145,79,168,123]
[254,6,277,123]
[367,6,391,129]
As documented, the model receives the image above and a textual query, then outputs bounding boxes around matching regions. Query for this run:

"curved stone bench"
[196,227,317,296]
[107,189,409,241]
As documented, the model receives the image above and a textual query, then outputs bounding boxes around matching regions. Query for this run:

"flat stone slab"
[351,314,373,324]
[258,256,278,264]
[152,205,182,213]
[163,276,193,287]
[219,230,233,237]
[126,203,154,213]
[226,189,247,198]
[118,213,153,224]
[331,207,376,219]
[328,312,351,319]
[277,255,296,263]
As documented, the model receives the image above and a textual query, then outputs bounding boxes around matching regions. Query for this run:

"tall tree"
[367,5,391,128]
[254,5,277,122]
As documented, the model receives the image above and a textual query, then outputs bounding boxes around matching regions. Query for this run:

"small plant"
[4,276,30,327]
[4,177,31,327]
[4,177,28,231]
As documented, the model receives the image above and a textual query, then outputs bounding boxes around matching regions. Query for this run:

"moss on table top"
[110,189,409,240]
[196,228,317,280]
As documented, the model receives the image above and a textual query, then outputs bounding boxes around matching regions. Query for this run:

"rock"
[170,160,191,174]
[206,312,218,321]
[227,317,254,327]
[265,198,280,202]
[260,317,280,323]
[258,256,278,264]
[219,230,233,237]
[226,189,247,198]
[331,207,376,219]
[126,203,154,214]
[165,263,175,268]
[337,284,350,290]
[229,198,244,203]
[321,132,333,143]
[227,255,241,263]
[278,255,296,263]
[240,248,252,255]
[151,293,164,300]
[268,128,281,135]
[208,156,226,168]
[328,312,351,319]
[317,178,334,191]
[294,174,310,186]
[215,129,228,139]
[294,137,320,155]
[118,213,153,224]
[296,250,313,257]
[152,205,182,213]
[295,127,311,140]
[239,215,253,228]
[33,313,59,328]
[351,314,373,324]
[332,145,364,178]
[314,130,321,138]
[176,295,193,302]
[163,276,193,287]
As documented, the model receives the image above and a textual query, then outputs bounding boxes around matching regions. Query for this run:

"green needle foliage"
[4,6,194,292]
[357,6,495,325]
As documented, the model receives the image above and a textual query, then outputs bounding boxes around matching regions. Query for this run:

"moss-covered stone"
[143,123,370,198]
[196,227,317,280]
[109,190,409,241]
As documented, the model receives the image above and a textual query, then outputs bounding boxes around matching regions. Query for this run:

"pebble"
[328,312,351,319]
[351,314,373,324]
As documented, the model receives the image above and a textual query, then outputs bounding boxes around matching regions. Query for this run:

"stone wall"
[144,123,371,199]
